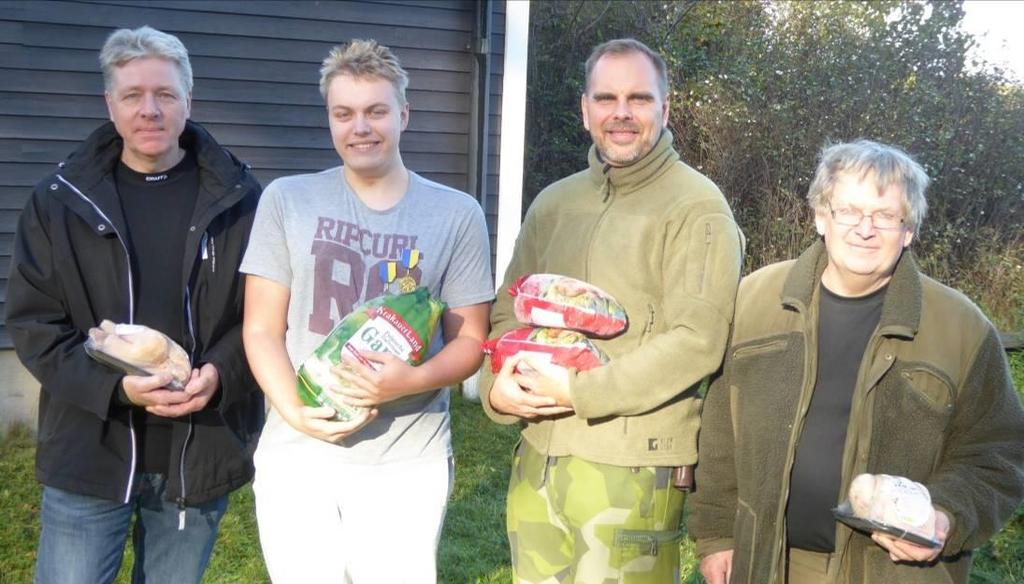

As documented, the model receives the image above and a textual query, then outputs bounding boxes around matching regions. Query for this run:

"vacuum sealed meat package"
[833,473,941,548]
[85,320,191,390]
[296,287,445,423]
[483,326,609,374]
[510,274,628,338]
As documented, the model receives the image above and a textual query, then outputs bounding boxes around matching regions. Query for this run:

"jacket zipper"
[771,297,818,582]
[57,175,136,322]
[176,257,202,528]
[125,411,137,503]
[830,333,886,572]
[584,176,615,284]
[177,414,194,529]
[57,174,139,503]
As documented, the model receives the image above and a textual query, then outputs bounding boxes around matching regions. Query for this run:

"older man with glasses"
[688,140,1024,584]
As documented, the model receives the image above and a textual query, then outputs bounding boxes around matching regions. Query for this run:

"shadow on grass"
[439,392,519,583]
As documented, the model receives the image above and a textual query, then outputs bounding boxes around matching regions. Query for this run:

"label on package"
[529,307,566,329]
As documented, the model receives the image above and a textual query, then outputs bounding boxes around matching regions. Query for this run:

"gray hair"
[807,140,930,230]
[99,26,193,94]
[319,39,409,105]
[584,38,669,98]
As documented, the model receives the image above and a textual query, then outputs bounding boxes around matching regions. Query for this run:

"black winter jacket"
[5,120,263,506]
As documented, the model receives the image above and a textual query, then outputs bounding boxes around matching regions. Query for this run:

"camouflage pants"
[507,441,685,584]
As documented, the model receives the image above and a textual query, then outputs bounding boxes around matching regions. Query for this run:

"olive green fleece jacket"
[480,130,744,467]
[688,241,1024,584]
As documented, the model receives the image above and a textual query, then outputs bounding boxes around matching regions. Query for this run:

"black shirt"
[786,283,885,552]
[115,152,199,474]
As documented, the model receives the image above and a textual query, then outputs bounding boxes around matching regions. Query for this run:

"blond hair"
[319,39,408,104]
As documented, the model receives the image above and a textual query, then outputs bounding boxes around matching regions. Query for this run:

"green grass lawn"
[2,353,1022,583]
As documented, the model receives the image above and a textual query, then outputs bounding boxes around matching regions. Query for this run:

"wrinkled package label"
[296,287,445,422]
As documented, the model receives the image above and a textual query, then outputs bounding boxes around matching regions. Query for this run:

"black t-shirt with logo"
[115,152,199,475]
[786,282,886,552]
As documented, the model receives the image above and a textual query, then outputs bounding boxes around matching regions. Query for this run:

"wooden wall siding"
[0,0,506,348]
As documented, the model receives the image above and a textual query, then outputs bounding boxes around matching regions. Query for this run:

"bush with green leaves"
[526,0,1023,329]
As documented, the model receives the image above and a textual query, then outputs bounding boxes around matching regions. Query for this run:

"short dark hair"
[584,38,668,98]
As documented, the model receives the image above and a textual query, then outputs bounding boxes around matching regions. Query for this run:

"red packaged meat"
[483,327,609,374]
[510,274,628,338]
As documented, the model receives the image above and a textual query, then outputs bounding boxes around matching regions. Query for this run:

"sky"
[960,0,1024,82]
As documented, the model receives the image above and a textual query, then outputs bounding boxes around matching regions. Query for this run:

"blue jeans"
[35,474,228,584]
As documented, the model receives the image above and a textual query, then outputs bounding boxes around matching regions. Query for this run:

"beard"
[593,124,660,167]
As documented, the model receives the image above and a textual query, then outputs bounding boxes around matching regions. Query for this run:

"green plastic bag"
[296,287,445,422]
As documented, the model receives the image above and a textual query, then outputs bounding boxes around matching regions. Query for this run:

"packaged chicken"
[296,287,445,423]
[832,473,941,548]
[510,274,628,338]
[483,326,609,374]
[85,320,191,390]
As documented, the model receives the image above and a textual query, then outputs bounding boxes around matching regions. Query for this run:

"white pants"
[254,446,453,584]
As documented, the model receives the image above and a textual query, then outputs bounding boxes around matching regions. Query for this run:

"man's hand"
[284,403,378,445]
[122,372,192,410]
[511,353,573,407]
[699,549,734,584]
[871,509,950,563]
[144,363,220,417]
[331,352,425,407]
[488,354,573,418]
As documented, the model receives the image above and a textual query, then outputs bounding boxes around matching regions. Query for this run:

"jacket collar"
[586,128,679,197]
[59,120,246,201]
[781,239,922,339]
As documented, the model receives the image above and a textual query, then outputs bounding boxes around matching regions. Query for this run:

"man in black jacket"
[5,26,262,584]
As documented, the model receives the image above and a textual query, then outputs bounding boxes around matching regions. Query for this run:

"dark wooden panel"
[0,92,470,134]
[0,116,473,155]
[87,0,474,31]
[0,139,469,175]
[249,168,468,193]
[0,187,31,210]
[0,233,13,256]
[0,163,53,187]
[0,69,469,114]
[343,0,472,9]
[0,325,10,349]
[0,209,20,231]
[0,42,474,84]
[9,2,472,52]
[0,66,471,106]
[3,22,473,74]
[1,0,506,334]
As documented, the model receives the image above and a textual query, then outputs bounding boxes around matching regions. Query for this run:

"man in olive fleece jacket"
[480,39,743,582]
[689,140,1024,584]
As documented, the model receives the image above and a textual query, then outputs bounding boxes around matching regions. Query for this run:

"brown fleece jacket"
[688,241,1024,584]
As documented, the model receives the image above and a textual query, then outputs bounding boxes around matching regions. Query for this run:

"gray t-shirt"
[241,167,494,463]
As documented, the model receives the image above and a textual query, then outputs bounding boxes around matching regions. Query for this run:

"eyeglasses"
[827,203,905,230]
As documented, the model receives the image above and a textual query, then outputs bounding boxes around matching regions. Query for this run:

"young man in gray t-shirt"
[241,40,493,583]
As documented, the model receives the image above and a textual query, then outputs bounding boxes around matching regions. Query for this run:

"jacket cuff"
[112,380,133,407]
[695,537,735,559]
[933,503,958,554]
